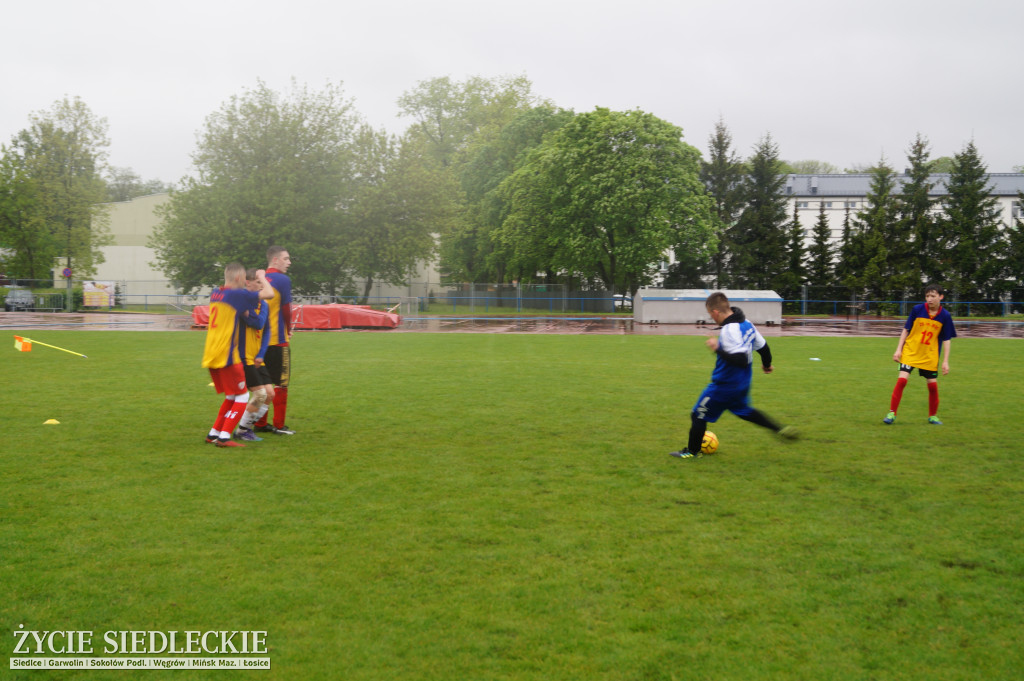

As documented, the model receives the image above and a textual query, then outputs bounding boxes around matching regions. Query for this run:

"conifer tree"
[936,142,1006,302]
[895,134,935,285]
[728,135,789,289]
[848,160,900,307]
[807,200,836,293]
[1008,192,1024,290]
[699,119,745,287]
[836,204,856,291]
[772,203,807,301]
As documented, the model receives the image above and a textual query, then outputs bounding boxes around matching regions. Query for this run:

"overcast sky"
[3,0,1022,184]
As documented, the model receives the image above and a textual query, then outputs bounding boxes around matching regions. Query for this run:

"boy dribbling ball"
[670,292,798,460]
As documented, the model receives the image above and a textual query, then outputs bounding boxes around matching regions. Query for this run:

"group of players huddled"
[201,246,295,447]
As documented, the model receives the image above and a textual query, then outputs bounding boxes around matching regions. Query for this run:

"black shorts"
[900,363,938,380]
[244,363,274,388]
[263,345,291,388]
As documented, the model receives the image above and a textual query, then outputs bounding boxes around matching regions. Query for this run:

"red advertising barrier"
[192,303,400,329]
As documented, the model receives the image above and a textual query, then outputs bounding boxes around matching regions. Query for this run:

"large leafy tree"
[397,74,545,169]
[784,159,840,174]
[105,166,172,202]
[151,81,360,293]
[498,108,714,296]
[0,151,50,278]
[441,106,574,283]
[346,128,460,302]
[0,96,112,279]
[936,142,1006,301]
[728,135,789,289]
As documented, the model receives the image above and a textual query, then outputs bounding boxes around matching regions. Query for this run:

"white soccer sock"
[239,409,256,430]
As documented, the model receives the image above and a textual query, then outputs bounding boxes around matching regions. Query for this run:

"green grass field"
[2,330,1023,680]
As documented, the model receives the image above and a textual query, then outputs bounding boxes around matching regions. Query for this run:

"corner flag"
[12,335,86,358]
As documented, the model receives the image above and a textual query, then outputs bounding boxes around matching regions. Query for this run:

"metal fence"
[3,278,1023,317]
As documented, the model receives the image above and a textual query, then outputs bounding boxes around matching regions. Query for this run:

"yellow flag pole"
[18,336,88,358]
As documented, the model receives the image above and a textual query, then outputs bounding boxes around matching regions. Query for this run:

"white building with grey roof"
[785,173,1024,245]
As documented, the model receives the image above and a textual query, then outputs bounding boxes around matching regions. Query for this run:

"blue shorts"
[692,384,755,423]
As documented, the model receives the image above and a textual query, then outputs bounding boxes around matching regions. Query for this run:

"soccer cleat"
[205,435,218,444]
[778,425,799,440]
[270,426,296,435]
[883,411,896,425]
[215,439,246,448]
[255,424,276,433]
[669,449,701,459]
[928,416,943,425]
[237,428,263,442]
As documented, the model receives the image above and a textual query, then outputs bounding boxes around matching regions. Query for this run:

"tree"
[784,159,840,175]
[346,128,460,302]
[697,119,744,287]
[772,203,807,301]
[847,160,901,306]
[441,106,574,283]
[1007,192,1024,288]
[397,74,545,168]
[2,96,112,279]
[728,135,789,289]
[806,200,835,289]
[936,142,1006,302]
[0,150,51,279]
[895,134,936,285]
[835,202,860,295]
[928,156,956,173]
[498,108,714,296]
[105,166,172,202]
[151,80,360,293]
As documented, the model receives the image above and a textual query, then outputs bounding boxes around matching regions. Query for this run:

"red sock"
[928,382,939,417]
[272,387,288,429]
[212,398,233,432]
[890,377,908,413]
[221,399,247,434]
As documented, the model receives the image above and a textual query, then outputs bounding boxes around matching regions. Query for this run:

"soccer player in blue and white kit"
[671,292,798,459]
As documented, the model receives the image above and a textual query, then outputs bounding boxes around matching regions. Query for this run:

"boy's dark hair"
[267,245,287,263]
[924,282,945,295]
[245,268,258,281]
[705,291,731,312]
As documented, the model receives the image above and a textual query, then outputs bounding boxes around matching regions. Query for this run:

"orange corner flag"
[12,335,86,358]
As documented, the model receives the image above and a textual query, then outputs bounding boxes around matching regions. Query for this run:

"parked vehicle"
[4,288,34,311]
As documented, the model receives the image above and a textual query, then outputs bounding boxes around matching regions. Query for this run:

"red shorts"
[209,364,247,395]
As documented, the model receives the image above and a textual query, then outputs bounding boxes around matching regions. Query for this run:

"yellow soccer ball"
[701,431,719,455]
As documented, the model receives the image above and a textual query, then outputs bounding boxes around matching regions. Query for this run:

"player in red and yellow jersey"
[255,245,296,435]
[884,283,956,425]
[202,263,274,447]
